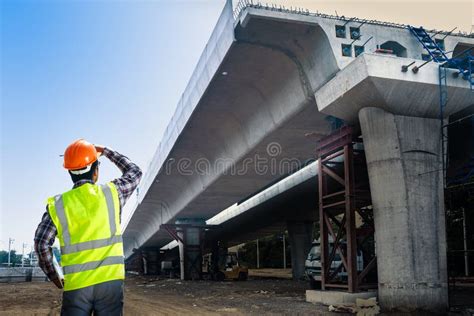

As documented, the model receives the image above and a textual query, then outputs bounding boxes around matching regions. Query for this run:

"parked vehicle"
[203,252,248,281]
[305,238,363,289]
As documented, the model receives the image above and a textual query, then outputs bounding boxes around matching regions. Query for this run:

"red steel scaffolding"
[316,125,377,292]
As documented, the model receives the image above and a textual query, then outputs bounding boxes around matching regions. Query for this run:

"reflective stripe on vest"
[55,185,120,255]
[47,182,124,291]
[61,235,123,254]
[63,255,124,274]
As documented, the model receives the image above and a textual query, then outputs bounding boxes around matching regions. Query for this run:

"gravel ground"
[0,276,332,315]
[1,275,472,315]
[124,275,333,315]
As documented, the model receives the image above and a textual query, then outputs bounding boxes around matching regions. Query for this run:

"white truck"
[305,238,363,289]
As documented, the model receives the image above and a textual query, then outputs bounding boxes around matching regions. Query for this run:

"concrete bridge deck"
[123,2,473,311]
[123,1,473,257]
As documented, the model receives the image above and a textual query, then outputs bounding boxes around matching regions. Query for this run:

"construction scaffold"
[315,126,376,293]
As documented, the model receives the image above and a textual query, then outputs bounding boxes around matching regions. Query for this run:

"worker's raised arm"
[99,146,143,211]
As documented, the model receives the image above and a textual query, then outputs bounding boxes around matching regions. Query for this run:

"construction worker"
[34,139,142,315]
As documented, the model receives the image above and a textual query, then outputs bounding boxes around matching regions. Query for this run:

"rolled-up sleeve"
[103,147,143,210]
[34,210,57,280]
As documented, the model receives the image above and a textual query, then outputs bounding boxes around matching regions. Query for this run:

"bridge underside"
[210,172,317,246]
[124,4,474,312]
[125,15,339,255]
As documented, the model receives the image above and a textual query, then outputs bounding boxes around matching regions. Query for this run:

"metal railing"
[232,0,473,38]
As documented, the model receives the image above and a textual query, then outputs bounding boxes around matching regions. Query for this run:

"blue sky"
[1,0,471,253]
[1,0,226,252]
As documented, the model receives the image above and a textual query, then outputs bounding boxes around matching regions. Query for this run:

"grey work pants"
[61,280,123,316]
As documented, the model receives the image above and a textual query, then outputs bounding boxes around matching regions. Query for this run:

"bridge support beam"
[359,107,448,313]
[142,248,161,275]
[177,228,202,280]
[171,220,206,281]
[287,221,313,280]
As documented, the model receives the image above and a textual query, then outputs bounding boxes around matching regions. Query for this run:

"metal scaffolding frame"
[316,126,377,292]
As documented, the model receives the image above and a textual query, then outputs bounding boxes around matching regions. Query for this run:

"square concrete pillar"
[287,221,313,280]
[359,107,448,313]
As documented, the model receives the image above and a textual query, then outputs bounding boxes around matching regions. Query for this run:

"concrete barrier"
[306,290,377,305]
[0,267,46,283]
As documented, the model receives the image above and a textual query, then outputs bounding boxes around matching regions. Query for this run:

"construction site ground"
[1,271,473,315]
[0,273,327,315]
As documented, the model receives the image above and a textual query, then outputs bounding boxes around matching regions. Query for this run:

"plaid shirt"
[34,147,142,280]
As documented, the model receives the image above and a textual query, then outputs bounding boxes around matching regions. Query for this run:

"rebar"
[232,0,471,39]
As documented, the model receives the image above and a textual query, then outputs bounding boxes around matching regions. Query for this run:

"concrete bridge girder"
[316,53,474,122]
[126,12,339,254]
[124,5,474,312]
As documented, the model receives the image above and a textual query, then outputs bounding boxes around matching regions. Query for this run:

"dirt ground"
[1,274,473,315]
[0,275,331,315]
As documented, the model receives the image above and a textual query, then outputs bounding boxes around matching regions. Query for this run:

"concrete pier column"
[144,249,161,275]
[359,107,447,313]
[176,219,205,280]
[287,221,313,280]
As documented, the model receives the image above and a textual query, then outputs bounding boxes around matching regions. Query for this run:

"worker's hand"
[51,277,64,289]
[95,144,105,157]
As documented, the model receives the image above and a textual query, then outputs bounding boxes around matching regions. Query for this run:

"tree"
[0,250,23,266]
[239,234,291,269]
[0,250,8,264]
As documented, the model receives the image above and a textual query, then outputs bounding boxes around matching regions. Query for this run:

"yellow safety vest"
[47,182,124,291]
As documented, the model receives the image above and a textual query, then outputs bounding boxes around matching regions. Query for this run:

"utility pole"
[7,238,15,267]
[463,208,470,276]
[30,245,34,267]
[282,233,286,269]
[256,239,260,269]
[22,243,28,267]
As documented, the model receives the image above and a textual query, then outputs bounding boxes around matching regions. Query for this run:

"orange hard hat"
[63,139,98,170]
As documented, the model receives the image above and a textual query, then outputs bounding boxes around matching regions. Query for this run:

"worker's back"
[35,140,142,316]
[47,182,124,291]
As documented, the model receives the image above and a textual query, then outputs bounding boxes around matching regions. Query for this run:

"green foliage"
[0,250,23,266]
[239,233,290,269]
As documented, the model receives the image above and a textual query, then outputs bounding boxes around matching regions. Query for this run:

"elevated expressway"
[123,1,474,311]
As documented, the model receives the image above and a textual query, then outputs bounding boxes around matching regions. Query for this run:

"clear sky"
[1,0,472,253]
[265,0,472,34]
[1,0,226,252]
